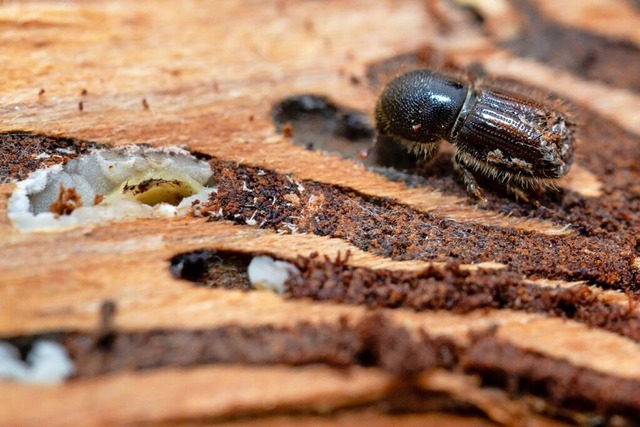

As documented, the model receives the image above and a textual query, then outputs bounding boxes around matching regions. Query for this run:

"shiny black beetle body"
[375,69,575,201]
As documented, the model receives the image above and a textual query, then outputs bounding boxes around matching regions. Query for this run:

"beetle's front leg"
[452,152,487,204]
[454,152,542,206]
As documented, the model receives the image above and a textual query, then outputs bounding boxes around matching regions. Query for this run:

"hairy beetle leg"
[506,184,542,207]
[453,153,487,205]
[454,152,542,206]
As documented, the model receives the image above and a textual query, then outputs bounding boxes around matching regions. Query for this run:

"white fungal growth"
[0,340,75,385]
[8,145,216,232]
[247,256,300,294]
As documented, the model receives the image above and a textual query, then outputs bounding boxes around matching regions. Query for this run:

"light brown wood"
[0,365,394,426]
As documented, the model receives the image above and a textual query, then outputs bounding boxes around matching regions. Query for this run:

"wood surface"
[1,0,640,425]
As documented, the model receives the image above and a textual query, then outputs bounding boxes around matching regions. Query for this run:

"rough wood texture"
[1,0,640,425]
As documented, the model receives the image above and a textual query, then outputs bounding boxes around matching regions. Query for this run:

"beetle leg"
[453,153,487,204]
[505,184,541,207]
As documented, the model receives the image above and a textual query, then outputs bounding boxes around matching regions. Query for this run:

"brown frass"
[172,249,640,344]
[5,314,640,423]
[286,253,640,343]
[0,131,102,183]
[52,314,458,377]
[202,159,636,289]
[49,184,83,215]
[466,334,640,421]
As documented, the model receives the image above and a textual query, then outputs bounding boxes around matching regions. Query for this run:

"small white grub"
[8,145,216,232]
[0,340,75,385]
[0,342,29,381]
[247,256,300,294]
